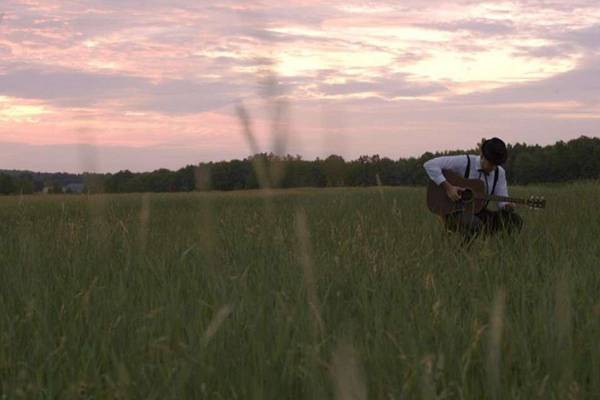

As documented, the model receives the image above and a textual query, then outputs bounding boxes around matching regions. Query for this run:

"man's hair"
[481,137,507,165]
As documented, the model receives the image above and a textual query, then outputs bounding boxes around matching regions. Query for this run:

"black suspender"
[464,155,471,179]
[465,154,499,195]
[482,168,499,210]
[466,154,499,209]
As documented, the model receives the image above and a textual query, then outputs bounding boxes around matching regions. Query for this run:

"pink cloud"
[1,0,599,172]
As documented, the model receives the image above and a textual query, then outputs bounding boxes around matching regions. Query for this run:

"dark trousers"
[445,208,523,239]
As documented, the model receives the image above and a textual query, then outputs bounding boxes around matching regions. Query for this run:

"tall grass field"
[1,183,600,399]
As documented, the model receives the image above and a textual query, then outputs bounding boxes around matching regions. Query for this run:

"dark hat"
[481,137,507,165]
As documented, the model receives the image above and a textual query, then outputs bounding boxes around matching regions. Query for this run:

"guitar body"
[427,170,487,216]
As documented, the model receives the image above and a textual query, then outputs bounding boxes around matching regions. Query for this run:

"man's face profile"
[480,155,496,173]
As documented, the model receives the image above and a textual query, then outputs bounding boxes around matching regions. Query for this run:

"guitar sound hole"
[461,189,473,202]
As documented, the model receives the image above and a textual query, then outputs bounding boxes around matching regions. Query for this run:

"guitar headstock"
[527,195,546,209]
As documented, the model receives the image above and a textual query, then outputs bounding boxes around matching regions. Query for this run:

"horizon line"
[1,135,596,176]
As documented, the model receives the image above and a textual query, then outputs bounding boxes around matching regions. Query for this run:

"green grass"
[1,183,600,399]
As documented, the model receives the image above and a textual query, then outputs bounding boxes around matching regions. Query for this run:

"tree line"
[1,136,599,195]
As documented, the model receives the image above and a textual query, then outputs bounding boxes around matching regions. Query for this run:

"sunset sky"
[1,0,599,172]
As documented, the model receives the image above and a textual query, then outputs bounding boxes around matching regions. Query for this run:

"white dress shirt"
[423,155,509,209]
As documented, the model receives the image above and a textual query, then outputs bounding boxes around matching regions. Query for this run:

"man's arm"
[423,155,467,185]
[423,155,468,201]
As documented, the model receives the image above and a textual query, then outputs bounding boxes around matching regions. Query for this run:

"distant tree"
[174,165,196,191]
[45,181,63,194]
[13,174,34,194]
[82,173,106,194]
[33,179,44,193]
[6,135,596,195]
[147,169,176,192]
[0,173,16,195]
[209,160,252,191]
[105,170,135,193]
[322,155,346,186]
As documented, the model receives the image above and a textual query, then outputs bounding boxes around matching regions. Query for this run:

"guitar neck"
[476,195,529,205]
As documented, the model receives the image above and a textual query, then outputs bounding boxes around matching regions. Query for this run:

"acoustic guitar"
[427,170,546,216]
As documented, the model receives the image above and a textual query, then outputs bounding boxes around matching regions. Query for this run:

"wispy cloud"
[0,0,599,171]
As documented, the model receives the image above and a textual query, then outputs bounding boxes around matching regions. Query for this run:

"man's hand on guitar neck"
[441,181,464,202]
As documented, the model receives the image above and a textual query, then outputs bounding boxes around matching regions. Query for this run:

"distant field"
[1,183,600,399]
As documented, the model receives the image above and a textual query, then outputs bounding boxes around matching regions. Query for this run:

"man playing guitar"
[423,137,524,239]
